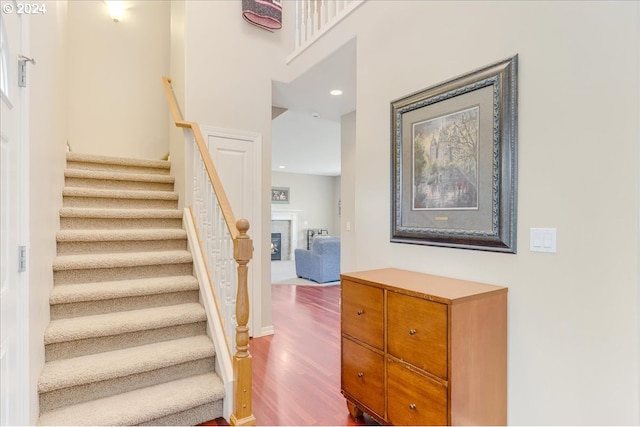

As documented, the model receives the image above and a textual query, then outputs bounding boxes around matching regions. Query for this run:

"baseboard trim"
[259,325,275,337]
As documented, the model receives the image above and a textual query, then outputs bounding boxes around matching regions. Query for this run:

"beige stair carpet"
[37,153,224,426]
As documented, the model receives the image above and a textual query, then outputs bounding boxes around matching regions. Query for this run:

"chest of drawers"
[340,268,507,425]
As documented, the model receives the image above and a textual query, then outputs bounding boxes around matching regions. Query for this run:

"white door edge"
[0,7,31,425]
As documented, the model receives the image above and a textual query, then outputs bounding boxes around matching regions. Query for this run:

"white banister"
[288,0,366,63]
[190,146,239,352]
[305,0,311,37]
[312,0,319,33]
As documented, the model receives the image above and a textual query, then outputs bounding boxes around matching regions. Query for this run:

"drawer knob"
[357,310,364,316]
[409,403,416,410]
[409,329,417,335]
[357,372,364,378]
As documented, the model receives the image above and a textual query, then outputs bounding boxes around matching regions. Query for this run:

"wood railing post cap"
[237,219,250,234]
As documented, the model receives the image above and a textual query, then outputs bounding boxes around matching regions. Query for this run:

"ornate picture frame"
[391,55,518,253]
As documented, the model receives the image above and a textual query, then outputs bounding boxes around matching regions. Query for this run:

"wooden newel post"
[230,219,256,426]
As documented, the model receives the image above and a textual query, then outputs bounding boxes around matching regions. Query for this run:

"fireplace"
[271,210,299,261]
[271,233,282,261]
[271,221,291,260]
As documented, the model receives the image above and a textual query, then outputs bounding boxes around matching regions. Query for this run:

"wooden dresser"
[340,268,507,426]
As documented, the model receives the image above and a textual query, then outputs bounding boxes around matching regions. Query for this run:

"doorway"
[270,39,356,285]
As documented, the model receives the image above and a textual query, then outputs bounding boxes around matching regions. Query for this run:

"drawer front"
[341,280,383,349]
[387,358,448,426]
[387,291,448,379]
[341,337,385,417]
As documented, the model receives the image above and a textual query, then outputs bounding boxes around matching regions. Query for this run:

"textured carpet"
[37,152,224,426]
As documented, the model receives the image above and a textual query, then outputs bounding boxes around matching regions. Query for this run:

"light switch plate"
[530,228,557,253]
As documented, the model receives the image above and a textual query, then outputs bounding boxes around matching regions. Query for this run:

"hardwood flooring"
[202,283,378,426]
[252,284,377,426]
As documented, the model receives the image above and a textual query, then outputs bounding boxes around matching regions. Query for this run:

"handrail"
[162,76,255,426]
[162,76,239,240]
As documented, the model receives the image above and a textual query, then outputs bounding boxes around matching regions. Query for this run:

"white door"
[202,126,264,337]
[0,7,29,426]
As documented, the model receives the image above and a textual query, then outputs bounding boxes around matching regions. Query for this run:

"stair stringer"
[183,209,234,420]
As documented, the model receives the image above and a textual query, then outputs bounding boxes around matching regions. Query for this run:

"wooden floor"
[201,284,378,426]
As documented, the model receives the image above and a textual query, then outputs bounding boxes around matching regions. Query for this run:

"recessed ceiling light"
[330,89,343,96]
[279,165,286,169]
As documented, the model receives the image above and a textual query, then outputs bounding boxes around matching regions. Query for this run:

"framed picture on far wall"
[271,187,290,204]
[390,55,518,253]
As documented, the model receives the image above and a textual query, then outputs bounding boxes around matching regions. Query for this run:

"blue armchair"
[294,236,341,283]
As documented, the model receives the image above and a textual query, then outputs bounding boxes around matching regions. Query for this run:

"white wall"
[284,1,640,424]
[341,111,356,273]
[179,1,639,423]
[169,0,186,209]
[271,171,340,249]
[27,1,68,422]
[67,1,169,160]
[331,175,341,238]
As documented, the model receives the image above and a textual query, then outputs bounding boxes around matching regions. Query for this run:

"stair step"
[45,303,207,360]
[65,169,174,191]
[38,335,216,412]
[40,334,213,391]
[57,228,187,242]
[37,372,224,426]
[45,302,206,345]
[56,229,187,254]
[64,169,175,184]
[67,152,171,170]
[53,251,194,285]
[53,250,193,271]
[59,207,183,219]
[59,207,183,229]
[51,276,198,304]
[62,187,179,209]
[50,276,199,320]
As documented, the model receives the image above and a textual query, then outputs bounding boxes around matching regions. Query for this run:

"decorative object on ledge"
[306,228,328,250]
[271,187,290,204]
[391,55,518,253]
[242,0,282,32]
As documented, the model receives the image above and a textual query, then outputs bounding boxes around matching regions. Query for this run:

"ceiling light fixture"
[279,165,286,169]
[330,89,343,96]
[105,1,126,22]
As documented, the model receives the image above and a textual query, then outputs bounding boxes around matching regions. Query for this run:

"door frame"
[0,6,31,425]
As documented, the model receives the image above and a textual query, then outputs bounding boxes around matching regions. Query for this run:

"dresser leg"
[346,400,364,418]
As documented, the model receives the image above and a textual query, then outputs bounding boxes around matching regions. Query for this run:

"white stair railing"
[190,137,238,352]
[289,0,366,62]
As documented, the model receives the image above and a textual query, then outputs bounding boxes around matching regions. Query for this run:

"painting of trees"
[412,106,479,210]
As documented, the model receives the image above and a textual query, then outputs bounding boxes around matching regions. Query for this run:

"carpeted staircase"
[37,153,225,426]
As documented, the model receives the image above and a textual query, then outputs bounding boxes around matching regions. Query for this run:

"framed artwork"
[271,187,290,204]
[391,55,518,253]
